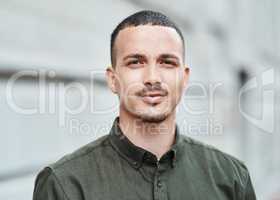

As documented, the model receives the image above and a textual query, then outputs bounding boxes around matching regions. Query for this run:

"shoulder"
[50,134,110,170]
[36,134,111,182]
[181,135,246,165]
[180,135,250,184]
[33,134,112,199]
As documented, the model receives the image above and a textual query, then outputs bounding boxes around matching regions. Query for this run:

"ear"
[106,66,118,94]
[183,65,190,89]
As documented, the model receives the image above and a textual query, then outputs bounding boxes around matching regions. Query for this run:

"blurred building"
[0,0,279,199]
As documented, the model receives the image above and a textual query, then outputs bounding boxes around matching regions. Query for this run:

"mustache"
[135,83,168,97]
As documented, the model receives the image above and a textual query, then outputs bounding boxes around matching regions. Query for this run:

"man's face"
[107,25,189,123]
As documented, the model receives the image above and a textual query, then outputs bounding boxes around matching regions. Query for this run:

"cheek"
[162,70,184,92]
[117,72,143,95]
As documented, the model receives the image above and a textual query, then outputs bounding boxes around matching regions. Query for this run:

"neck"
[119,109,176,160]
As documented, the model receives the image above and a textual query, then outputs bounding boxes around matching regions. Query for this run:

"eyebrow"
[123,54,146,61]
[159,54,180,60]
[122,53,180,62]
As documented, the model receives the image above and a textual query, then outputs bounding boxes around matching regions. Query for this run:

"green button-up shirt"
[33,117,256,200]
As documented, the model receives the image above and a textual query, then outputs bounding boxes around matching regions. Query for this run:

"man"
[33,10,256,200]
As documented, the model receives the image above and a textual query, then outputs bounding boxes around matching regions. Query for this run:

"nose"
[143,64,162,87]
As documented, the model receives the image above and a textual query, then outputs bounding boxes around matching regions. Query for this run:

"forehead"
[114,25,184,59]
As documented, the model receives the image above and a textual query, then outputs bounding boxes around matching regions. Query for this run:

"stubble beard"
[122,100,174,123]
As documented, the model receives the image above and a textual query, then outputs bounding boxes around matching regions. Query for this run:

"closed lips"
[142,91,167,97]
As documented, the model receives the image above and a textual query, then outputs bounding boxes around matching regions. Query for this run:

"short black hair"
[110,10,185,67]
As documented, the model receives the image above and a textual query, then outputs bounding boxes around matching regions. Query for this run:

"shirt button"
[157,180,162,188]
[133,161,139,168]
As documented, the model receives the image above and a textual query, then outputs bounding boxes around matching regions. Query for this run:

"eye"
[160,59,178,67]
[128,60,140,65]
[126,59,144,67]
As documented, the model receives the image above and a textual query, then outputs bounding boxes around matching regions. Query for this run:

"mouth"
[141,92,166,104]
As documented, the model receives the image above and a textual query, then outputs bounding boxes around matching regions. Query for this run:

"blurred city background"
[0,0,279,199]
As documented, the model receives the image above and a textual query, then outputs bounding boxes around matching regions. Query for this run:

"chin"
[122,101,174,123]
[139,115,167,123]
[133,108,170,123]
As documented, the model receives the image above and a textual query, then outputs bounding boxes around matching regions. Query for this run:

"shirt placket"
[153,160,169,200]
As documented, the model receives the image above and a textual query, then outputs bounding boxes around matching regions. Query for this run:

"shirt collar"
[108,117,184,169]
